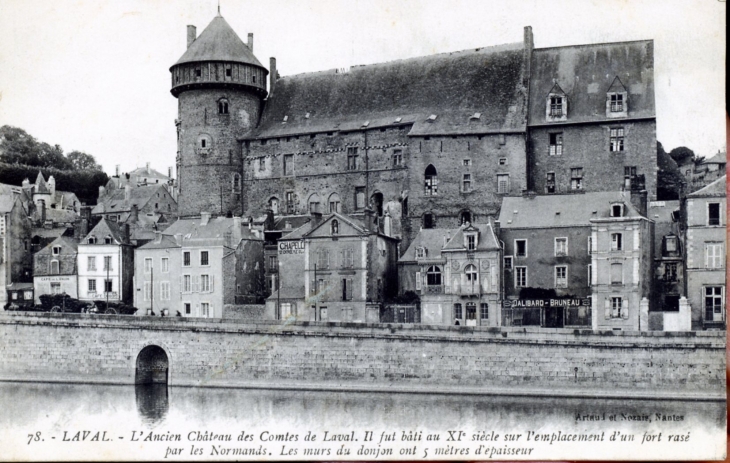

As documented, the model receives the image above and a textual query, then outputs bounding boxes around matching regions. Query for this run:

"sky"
[0,0,725,176]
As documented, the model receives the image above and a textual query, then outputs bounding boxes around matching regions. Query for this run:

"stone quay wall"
[0,312,724,400]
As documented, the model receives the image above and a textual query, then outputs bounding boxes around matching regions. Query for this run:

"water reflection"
[135,384,169,426]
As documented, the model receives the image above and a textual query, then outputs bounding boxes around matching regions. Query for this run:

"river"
[0,381,725,460]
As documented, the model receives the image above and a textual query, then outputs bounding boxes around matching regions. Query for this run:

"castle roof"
[248,43,527,139]
[173,15,264,69]
[528,40,655,125]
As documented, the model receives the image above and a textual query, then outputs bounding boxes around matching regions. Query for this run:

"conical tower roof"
[173,15,264,69]
[35,171,50,194]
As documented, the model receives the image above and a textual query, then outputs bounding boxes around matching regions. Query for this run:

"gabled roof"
[249,42,527,139]
[499,192,643,229]
[687,175,726,198]
[129,166,170,180]
[162,216,260,248]
[138,234,181,250]
[703,151,727,165]
[528,40,655,124]
[303,213,370,238]
[442,222,501,252]
[607,76,628,93]
[36,235,78,256]
[173,15,264,69]
[0,185,18,213]
[82,218,127,244]
[91,184,172,214]
[648,200,680,224]
[400,228,459,262]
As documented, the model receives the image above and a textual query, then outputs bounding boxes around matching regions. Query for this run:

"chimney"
[247,33,254,52]
[310,209,323,228]
[523,26,534,88]
[265,208,275,230]
[146,162,150,174]
[130,204,139,224]
[123,223,130,244]
[174,233,183,246]
[47,176,56,196]
[40,200,46,225]
[383,210,392,237]
[630,190,649,218]
[124,185,131,202]
[362,207,376,231]
[187,25,196,48]
[168,166,172,179]
[115,165,120,177]
[21,178,30,189]
[200,211,211,225]
[154,231,162,244]
[269,57,277,95]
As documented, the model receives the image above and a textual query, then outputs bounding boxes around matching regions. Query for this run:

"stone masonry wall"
[0,312,724,398]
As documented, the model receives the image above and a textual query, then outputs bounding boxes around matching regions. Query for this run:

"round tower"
[170,13,267,217]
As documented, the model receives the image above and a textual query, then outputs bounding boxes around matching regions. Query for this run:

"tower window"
[570,168,583,190]
[252,74,257,83]
[549,133,563,156]
[550,96,564,116]
[610,128,625,152]
[225,67,232,77]
[195,68,201,77]
[424,165,438,195]
[423,213,434,229]
[546,172,556,194]
[610,93,624,112]
[218,99,229,114]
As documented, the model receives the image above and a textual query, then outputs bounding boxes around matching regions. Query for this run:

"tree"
[668,146,696,166]
[67,151,102,171]
[657,141,685,200]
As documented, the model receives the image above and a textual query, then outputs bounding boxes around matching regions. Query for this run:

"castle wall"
[0,312,724,399]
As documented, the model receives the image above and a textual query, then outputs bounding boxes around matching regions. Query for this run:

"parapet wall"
[0,312,724,399]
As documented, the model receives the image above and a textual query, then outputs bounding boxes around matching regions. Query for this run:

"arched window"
[218,98,229,114]
[465,264,478,282]
[424,165,438,196]
[459,210,472,225]
[232,173,240,190]
[370,192,384,216]
[328,193,341,213]
[331,219,339,235]
[269,197,279,214]
[426,266,442,286]
[308,193,321,214]
[423,213,434,229]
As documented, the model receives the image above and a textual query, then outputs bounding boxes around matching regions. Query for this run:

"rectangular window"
[515,239,527,257]
[549,133,563,156]
[611,297,624,318]
[144,258,152,274]
[467,235,476,250]
[610,128,624,152]
[503,256,513,270]
[624,166,637,178]
[610,93,624,112]
[355,187,366,210]
[588,236,593,254]
[555,237,568,256]
[415,271,422,290]
[88,279,96,292]
[708,203,721,226]
[705,243,724,269]
[347,147,358,170]
[392,149,402,167]
[665,236,678,252]
[497,174,509,194]
[161,257,169,273]
[200,251,209,266]
[183,251,191,267]
[546,172,556,193]
[88,256,96,271]
[104,279,112,293]
[329,199,340,213]
[570,168,583,190]
[611,233,623,251]
[183,275,191,293]
[463,159,471,166]
[499,158,507,166]
[201,275,210,293]
[454,303,463,320]
[342,248,354,268]
[52,246,61,256]
[587,264,592,286]
[704,286,724,321]
[50,261,59,274]
[480,303,489,320]
[103,256,112,271]
[611,263,623,284]
[342,278,353,301]
[144,282,151,301]
[184,303,191,315]
[550,96,564,116]
[283,154,293,176]
[160,282,170,300]
[317,249,330,269]
[555,266,568,288]
[462,174,472,192]
[286,191,295,214]
[515,267,527,287]
[258,157,266,171]
[269,255,278,271]
[201,303,210,318]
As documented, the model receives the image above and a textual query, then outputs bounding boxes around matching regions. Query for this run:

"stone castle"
[172,13,656,252]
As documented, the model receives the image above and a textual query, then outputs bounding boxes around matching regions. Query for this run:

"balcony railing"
[423,285,443,294]
[456,284,482,296]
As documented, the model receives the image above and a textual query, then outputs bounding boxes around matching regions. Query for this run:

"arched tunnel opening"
[135,345,169,385]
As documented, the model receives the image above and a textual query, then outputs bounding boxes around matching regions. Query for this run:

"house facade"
[685,176,726,330]
[133,233,181,315]
[77,218,134,304]
[33,235,78,303]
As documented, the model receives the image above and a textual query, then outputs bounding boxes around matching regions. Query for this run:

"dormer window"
[87,236,97,244]
[104,235,113,244]
[606,77,628,118]
[546,84,568,122]
[466,234,477,251]
[610,93,624,112]
[611,204,624,217]
[416,247,426,259]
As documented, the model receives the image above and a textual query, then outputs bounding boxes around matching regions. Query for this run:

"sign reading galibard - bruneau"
[503,298,591,309]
